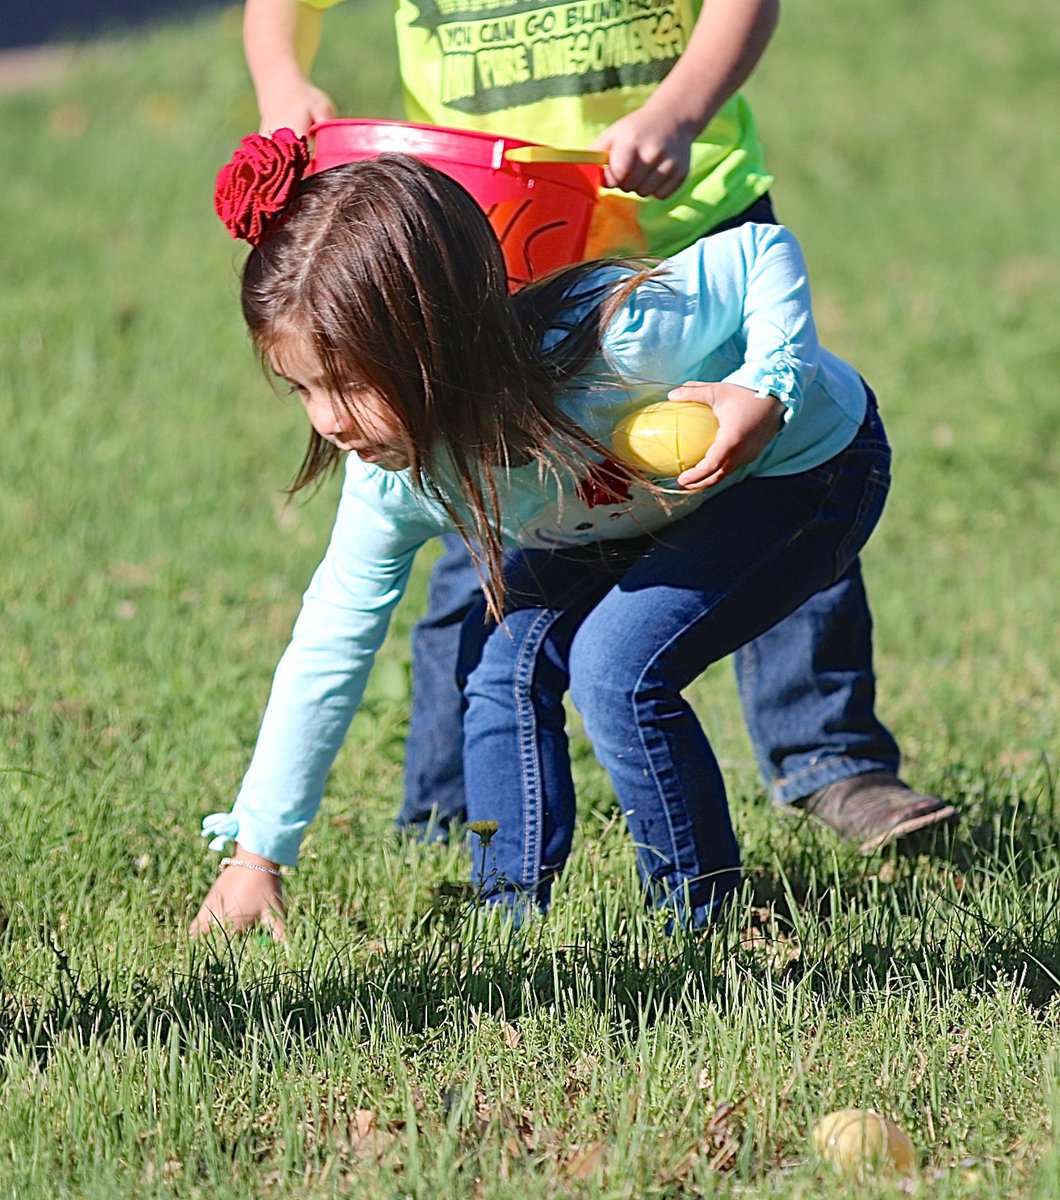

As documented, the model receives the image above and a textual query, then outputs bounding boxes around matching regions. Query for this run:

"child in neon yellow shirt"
[244,0,776,255]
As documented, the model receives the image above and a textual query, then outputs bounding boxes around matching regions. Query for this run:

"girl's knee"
[569,634,643,736]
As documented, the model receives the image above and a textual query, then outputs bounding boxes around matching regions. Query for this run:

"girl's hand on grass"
[258,80,336,137]
[590,107,695,200]
[190,846,286,940]
[670,382,785,491]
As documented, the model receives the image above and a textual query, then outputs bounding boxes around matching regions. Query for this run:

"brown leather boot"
[795,772,960,853]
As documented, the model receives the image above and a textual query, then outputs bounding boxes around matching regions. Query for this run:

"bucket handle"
[503,146,609,166]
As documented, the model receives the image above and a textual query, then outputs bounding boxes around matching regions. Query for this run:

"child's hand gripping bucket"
[308,119,605,288]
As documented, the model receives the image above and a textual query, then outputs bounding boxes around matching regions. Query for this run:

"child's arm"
[244,0,337,134]
[191,469,442,935]
[604,224,818,484]
[591,0,779,199]
[671,223,816,489]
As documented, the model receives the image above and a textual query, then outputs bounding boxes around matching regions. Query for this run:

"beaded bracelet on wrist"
[219,856,282,878]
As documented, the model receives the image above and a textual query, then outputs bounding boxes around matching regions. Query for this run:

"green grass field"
[1,1,1058,1195]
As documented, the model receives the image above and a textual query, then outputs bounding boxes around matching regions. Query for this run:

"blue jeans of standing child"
[455,395,892,924]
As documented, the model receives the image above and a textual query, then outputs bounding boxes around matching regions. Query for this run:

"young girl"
[193,132,890,935]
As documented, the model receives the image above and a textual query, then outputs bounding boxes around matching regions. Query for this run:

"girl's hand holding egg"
[668,381,785,491]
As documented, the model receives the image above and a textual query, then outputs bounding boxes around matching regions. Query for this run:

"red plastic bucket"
[309,119,603,287]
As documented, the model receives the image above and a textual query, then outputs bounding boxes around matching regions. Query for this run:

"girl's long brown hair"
[240,153,657,619]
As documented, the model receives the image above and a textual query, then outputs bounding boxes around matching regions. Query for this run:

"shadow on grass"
[3,875,1058,1068]
[738,776,1060,1011]
[3,762,1056,1063]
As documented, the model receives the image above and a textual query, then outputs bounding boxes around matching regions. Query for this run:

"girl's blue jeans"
[401,194,900,835]
[455,395,892,924]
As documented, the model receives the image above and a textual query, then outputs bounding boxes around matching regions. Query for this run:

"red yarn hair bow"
[214,128,311,247]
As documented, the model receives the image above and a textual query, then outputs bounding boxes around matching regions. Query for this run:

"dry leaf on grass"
[668,1100,743,1182]
[565,1142,606,1179]
[309,1107,399,1163]
[470,1010,523,1048]
[704,1101,743,1170]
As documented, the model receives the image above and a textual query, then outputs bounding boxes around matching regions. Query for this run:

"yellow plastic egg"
[611,400,719,477]
[811,1108,917,1174]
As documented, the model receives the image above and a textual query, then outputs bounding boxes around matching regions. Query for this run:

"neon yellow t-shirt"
[302,0,772,257]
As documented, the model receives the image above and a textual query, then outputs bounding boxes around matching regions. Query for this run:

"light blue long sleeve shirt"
[203,223,867,864]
